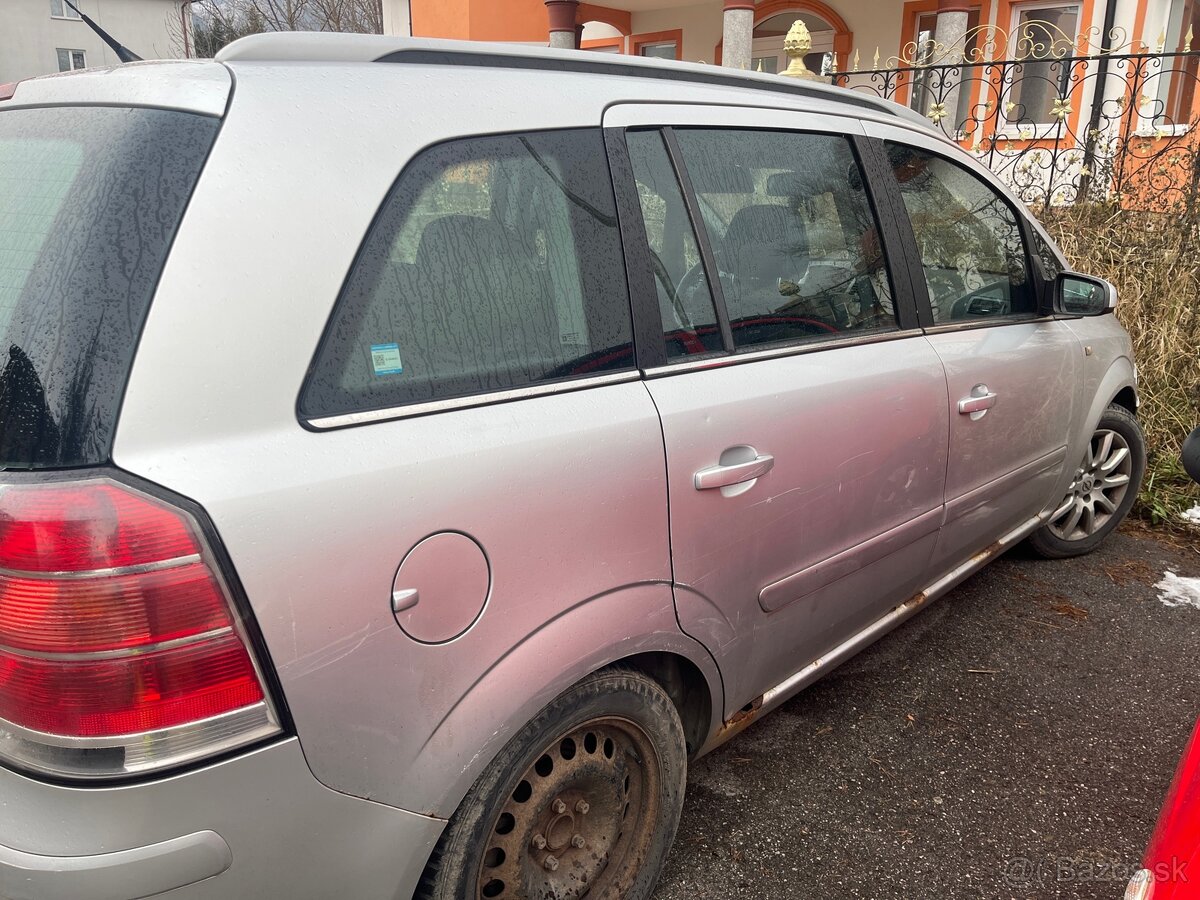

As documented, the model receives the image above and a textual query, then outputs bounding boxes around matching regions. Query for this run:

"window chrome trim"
[644,328,918,377]
[921,314,1054,336]
[305,370,641,430]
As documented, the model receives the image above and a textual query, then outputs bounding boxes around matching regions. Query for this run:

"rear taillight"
[0,478,280,779]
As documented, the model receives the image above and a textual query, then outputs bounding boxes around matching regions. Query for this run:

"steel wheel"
[476,717,661,899]
[1047,427,1133,542]
[417,668,687,900]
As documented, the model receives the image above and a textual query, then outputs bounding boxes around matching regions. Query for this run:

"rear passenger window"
[301,130,634,420]
[673,129,896,351]
[885,142,1034,322]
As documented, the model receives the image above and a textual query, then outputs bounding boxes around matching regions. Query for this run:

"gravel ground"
[652,528,1200,900]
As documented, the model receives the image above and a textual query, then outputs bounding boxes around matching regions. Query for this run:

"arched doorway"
[714,2,852,73]
[751,11,834,75]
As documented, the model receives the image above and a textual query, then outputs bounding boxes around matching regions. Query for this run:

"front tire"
[1027,403,1146,559]
[417,668,688,900]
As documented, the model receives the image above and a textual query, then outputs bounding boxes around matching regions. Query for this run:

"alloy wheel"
[1047,428,1133,542]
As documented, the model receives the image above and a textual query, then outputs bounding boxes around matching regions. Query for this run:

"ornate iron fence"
[831,24,1200,213]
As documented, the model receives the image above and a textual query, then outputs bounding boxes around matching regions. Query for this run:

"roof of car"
[216,33,933,130]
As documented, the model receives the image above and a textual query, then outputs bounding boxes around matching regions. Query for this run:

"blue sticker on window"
[370,343,403,376]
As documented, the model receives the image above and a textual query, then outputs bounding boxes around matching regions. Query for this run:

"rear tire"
[417,667,688,900]
[1027,403,1146,559]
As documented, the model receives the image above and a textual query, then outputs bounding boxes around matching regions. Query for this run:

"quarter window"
[301,129,634,420]
[672,128,897,351]
[886,142,1034,322]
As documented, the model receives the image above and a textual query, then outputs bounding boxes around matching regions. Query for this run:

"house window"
[56,49,86,71]
[50,0,81,19]
[1005,3,1080,124]
[632,29,682,60]
[639,41,677,60]
[1156,0,1200,125]
[909,8,982,129]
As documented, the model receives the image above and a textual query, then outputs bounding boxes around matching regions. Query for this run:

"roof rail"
[215,33,931,129]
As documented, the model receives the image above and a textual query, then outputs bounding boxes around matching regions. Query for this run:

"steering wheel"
[949,280,1011,319]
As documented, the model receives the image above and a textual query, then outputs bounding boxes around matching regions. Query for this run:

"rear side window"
[301,129,634,420]
[0,106,218,469]
[672,128,897,351]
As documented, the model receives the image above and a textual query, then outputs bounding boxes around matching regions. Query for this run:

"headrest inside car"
[690,161,754,194]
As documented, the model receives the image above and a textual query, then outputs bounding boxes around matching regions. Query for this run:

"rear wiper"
[63,0,142,63]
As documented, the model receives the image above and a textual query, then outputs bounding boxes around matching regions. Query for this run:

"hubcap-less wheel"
[476,718,660,899]
[1048,428,1133,542]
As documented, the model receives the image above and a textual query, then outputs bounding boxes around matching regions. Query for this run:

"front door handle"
[694,453,775,490]
[958,385,998,417]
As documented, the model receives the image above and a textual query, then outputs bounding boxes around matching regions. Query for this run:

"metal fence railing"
[831,33,1200,212]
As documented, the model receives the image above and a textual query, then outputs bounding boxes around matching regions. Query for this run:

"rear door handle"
[958,387,998,415]
[694,454,775,490]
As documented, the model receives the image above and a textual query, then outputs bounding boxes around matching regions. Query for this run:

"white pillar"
[722,2,754,69]
[546,1,579,49]
[381,0,411,36]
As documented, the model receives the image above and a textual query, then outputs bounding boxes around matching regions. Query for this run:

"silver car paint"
[0,740,442,899]
[0,40,1139,899]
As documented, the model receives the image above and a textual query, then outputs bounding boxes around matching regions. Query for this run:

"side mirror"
[1052,272,1116,316]
[1184,427,1200,485]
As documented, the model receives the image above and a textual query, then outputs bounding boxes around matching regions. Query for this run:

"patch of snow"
[1182,504,1200,526]
[1155,571,1200,610]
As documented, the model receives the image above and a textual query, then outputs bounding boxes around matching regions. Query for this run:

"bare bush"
[1043,204,1200,526]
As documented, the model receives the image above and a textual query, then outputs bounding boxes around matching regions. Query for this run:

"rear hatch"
[0,68,286,784]
[0,100,216,466]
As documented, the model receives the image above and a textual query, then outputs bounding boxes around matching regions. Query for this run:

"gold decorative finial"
[852,48,860,72]
[782,19,819,80]
[1156,29,1166,52]
[756,58,763,72]
[872,47,880,70]
[829,52,838,74]
[1186,25,1193,52]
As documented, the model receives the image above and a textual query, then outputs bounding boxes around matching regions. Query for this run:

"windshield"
[0,106,218,468]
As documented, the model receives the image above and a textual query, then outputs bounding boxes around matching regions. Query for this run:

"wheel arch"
[1112,384,1138,415]
[1069,356,1138,471]
[403,583,723,823]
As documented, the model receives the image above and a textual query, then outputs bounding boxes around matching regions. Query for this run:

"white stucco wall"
[0,0,184,84]
[631,1,722,63]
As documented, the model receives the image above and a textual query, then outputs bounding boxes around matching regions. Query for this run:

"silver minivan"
[0,34,1144,900]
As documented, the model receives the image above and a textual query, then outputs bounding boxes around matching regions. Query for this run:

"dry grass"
[1040,204,1200,528]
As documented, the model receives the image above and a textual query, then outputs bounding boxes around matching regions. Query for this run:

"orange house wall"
[411,0,550,42]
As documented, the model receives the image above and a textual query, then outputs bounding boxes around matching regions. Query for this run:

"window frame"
[617,124,924,369]
[50,0,82,20]
[298,127,642,431]
[1001,1,1082,131]
[631,29,683,61]
[869,131,1050,332]
[56,48,87,72]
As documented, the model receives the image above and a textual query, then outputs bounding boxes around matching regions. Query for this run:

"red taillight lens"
[0,482,198,572]
[0,564,231,653]
[0,479,279,778]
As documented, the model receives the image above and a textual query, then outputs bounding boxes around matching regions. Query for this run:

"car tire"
[416,667,688,900]
[1027,403,1146,559]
